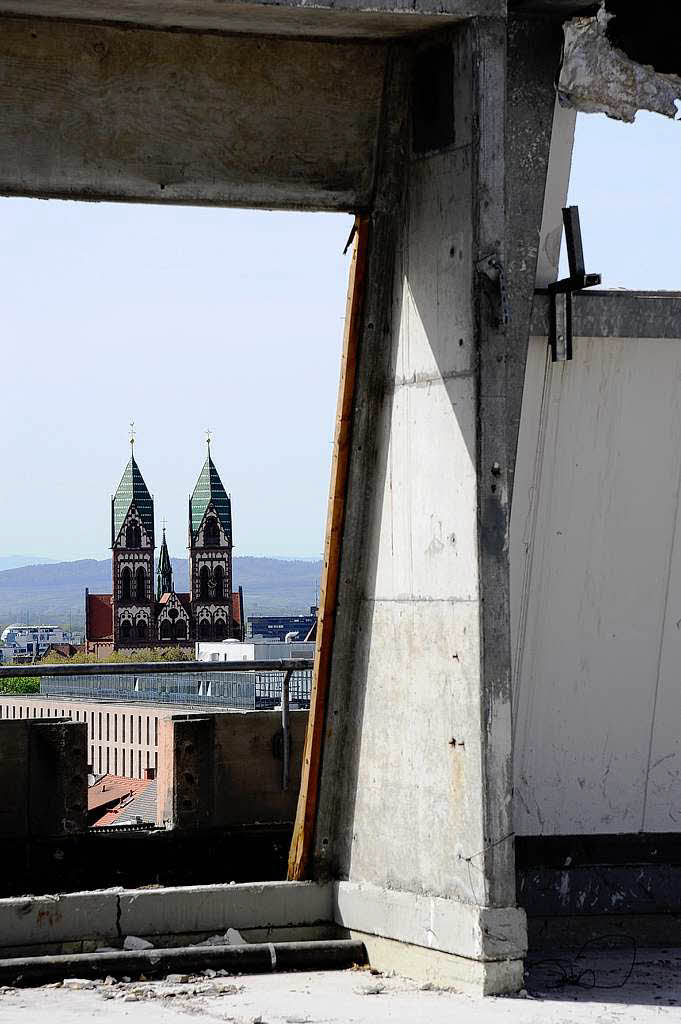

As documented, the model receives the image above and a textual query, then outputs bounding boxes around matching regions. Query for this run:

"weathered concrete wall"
[159,711,308,828]
[0,16,387,210]
[0,719,87,837]
[310,23,524,985]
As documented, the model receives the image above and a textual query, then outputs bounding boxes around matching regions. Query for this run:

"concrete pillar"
[158,716,215,829]
[0,719,87,837]
[309,18,559,993]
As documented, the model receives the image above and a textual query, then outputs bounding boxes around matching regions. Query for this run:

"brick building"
[85,439,244,656]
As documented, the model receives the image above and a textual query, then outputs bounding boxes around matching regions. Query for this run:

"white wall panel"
[512,334,681,835]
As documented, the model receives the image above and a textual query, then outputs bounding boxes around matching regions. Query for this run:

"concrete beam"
[0,16,387,210]
[119,881,332,939]
[0,882,332,956]
[531,290,681,338]
[0,2,503,39]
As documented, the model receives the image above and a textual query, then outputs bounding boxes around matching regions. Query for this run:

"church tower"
[111,432,155,648]
[188,438,233,641]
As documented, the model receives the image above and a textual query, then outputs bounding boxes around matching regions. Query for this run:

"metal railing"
[0,659,315,790]
[0,659,313,710]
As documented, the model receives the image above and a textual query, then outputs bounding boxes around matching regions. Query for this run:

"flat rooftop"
[2,955,680,1023]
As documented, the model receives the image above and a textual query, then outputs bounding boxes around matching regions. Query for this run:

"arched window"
[160,620,173,640]
[214,618,226,641]
[135,566,146,600]
[120,620,132,643]
[198,619,211,640]
[175,620,187,641]
[204,517,219,546]
[199,565,210,601]
[121,566,132,601]
[136,620,147,641]
[214,565,225,600]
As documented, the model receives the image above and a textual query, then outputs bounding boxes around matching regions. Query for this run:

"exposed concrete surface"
[0,883,332,955]
[0,1,503,39]
[334,881,526,960]
[1,959,681,1021]
[559,5,681,123]
[0,17,386,210]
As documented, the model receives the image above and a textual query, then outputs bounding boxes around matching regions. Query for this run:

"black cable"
[528,933,637,991]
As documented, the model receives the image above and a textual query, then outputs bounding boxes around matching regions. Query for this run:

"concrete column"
[0,719,87,837]
[158,716,215,830]
[310,21,531,994]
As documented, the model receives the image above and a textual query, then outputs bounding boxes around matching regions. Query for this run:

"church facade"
[85,445,244,656]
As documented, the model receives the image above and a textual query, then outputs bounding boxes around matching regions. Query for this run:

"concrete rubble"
[0,959,680,1023]
[559,3,681,122]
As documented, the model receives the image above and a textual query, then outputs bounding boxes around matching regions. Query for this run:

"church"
[85,441,244,656]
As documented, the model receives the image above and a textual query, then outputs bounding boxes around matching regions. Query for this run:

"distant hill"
[0,556,321,632]
[0,555,59,571]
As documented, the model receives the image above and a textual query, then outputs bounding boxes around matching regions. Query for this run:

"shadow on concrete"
[526,946,681,1008]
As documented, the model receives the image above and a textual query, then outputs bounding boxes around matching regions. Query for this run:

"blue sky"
[1,110,679,562]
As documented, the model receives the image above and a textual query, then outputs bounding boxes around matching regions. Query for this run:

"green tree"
[0,678,40,695]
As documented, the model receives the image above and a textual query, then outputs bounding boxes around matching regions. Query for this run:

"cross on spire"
[205,428,212,454]
[129,420,136,452]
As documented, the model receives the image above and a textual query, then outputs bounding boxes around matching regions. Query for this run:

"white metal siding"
[512,334,681,835]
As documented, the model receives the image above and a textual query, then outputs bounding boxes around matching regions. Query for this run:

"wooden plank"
[288,214,369,880]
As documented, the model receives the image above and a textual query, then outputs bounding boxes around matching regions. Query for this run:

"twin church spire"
[108,434,236,648]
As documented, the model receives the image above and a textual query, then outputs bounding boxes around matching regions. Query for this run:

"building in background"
[0,624,72,663]
[196,639,315,663]
[247,607,318,642]
[85,438,245,656]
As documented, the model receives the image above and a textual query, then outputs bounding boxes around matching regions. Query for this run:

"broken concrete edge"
[332,881,527,964]
[559,4,681,123]
[0,882,333,954]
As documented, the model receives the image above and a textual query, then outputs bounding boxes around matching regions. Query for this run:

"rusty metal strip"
[288,214,369,881]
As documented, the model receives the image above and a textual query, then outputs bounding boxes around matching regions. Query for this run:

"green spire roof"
[190,455,231,539]
[112,456,154,544]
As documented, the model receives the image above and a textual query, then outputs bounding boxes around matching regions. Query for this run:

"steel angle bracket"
[549,206,601,362]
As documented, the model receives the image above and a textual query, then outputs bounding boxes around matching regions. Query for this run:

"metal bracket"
[477,253,510,329]
[549,206,601,362]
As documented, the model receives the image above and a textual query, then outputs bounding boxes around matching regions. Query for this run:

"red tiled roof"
[86,593,113,641]
[232,592,242,628]
[88,774,149,815]
[159,592,193,615]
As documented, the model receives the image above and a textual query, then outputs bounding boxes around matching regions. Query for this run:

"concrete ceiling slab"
[0,0,503,40]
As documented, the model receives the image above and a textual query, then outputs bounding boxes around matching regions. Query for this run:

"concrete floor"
[1,951,681,1023]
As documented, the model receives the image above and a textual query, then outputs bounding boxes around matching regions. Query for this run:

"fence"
[40,670,312,710]
[0,659,314,711]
